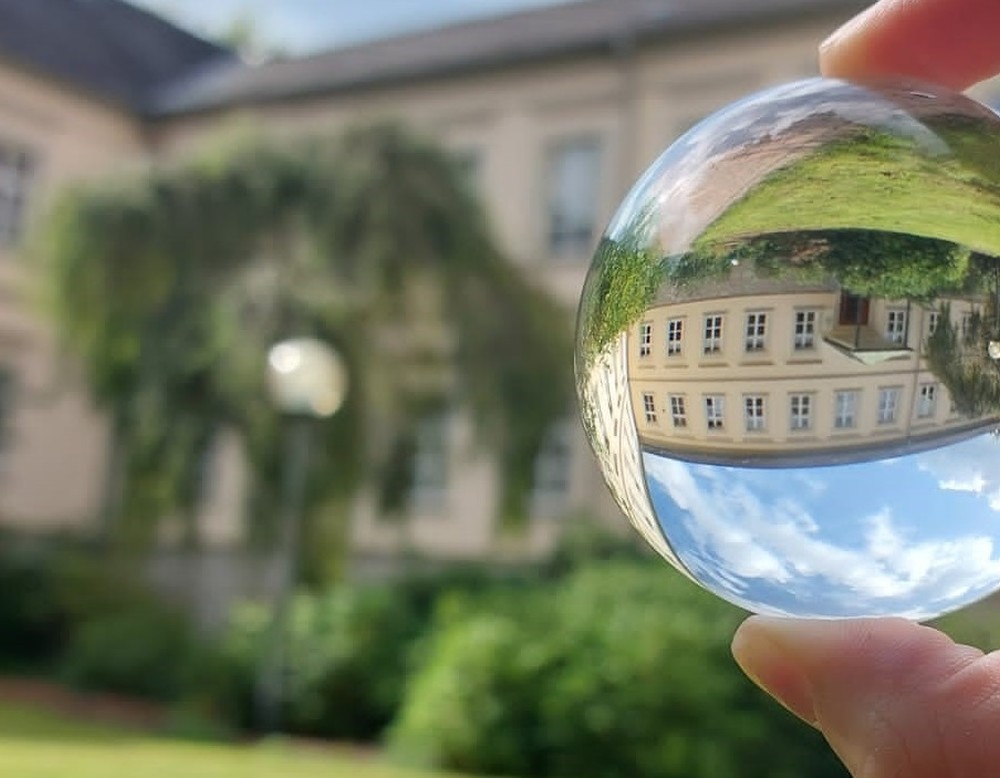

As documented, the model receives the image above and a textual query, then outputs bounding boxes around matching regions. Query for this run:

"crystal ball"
[576,77,1000,620]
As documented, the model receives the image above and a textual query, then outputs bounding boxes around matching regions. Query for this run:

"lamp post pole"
[255,415,312,734]
[255,337,347,735]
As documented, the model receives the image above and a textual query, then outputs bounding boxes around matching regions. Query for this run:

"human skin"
[731,2,1000,776]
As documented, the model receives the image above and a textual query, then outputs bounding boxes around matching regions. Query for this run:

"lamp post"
[256,337,348,734]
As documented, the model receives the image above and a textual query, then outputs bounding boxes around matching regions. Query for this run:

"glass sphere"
[576,77,1000,620]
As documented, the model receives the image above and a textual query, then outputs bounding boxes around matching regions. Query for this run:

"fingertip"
[732,617,818,726]
[818,1,881,80]
[818,0,1000,92]
[734,617,996,777]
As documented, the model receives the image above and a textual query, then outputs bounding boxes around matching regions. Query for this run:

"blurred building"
[4,0,947,575]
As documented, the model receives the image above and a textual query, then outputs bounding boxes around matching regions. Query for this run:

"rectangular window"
[411,413,449,512]
[546,137,602,256]
[744,395,765,432]
[961,312,974,339]
[0,144,34,248]
[669,395,687,428]
[0,367,13,455]
[703,314,724,354]
[705,395,725,430]
[917,383,937,418]
[533,420,572,507]
[453,148,481,190]
[745,312,767,352]
[666,319,683,356]
[794,310,817,350]
[642,392,657,424]
[639,321,652,357]
[834,390,858,429]
[877,387,901,425]
[790,394,812,431]
[886,309,907,345]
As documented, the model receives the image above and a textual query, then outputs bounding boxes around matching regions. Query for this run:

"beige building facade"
[9,0,996,563]
[0,59,143,531]
[628,286,987,466]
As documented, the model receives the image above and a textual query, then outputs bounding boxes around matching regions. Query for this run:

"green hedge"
[390,561,847,778]
[0,543,214,705]
[218,584,421,737]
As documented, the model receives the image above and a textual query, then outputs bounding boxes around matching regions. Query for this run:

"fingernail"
[732,617,818,726]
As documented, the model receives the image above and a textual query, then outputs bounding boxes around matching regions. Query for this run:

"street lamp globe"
[267,337,348,418]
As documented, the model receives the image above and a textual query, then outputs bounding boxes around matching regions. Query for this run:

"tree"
[925,301,1000,417]
[35,123,571,568]
[577,202,665,363]
[684,229,971,301]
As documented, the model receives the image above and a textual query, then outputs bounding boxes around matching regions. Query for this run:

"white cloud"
[918,437,1000,512]
[644,454,1000,618]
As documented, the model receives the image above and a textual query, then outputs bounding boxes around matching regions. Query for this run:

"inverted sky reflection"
[643,434,1000,619]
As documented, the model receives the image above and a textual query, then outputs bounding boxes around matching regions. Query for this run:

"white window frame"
[705,395,725,431]
[744,395,765,432]
[961,312,974,339]
[744,312,767,352]
[669,395,687,428]
[703,314,724,354]
[793,310,817,350]
[0,366,13,457]
[834,390,858,430]
[642,392,657,424]
[532,419,573,509]
[877,387,901,425]
[917,383,937,419]
[666,318,683,357]
[885,308,907,345]
[638,321,652,358]
[411,413,450,512]
[789,393,812,431]
[545,136,602,257]
[0,144,33,248]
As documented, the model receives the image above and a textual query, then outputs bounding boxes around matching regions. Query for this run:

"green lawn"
[696,122,1000,258]
[0,701,473,778]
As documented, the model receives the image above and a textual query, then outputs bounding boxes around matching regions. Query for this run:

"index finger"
[820,0,1000,91]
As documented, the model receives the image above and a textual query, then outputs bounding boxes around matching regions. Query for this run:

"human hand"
[733,618,999,777]
[731,3,1000,777]
[819,0,1000,91]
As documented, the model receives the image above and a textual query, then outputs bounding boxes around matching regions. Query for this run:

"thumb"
[732,616,1000,778]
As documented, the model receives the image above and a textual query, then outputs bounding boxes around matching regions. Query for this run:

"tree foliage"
[389,561,846,778]
[925,302,1000,417]
[577,205,665,363]
[36,123,571,557]
[683,228,971,301]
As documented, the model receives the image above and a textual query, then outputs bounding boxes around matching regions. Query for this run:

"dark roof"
[153,0,867,116]
[0,0,233,112]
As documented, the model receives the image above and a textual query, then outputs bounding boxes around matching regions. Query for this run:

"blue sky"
[642,435,1000,621]
[130,0,576,54]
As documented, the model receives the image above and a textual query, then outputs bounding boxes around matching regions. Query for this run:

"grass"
[696,123,1000,257]
[0,701,474,778]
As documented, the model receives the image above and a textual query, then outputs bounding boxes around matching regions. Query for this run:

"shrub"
[219,579,450,739]
[0,545,68,669]
[58,604,202,701]
[390,561,846,778]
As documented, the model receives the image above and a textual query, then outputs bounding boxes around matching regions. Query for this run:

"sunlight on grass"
[0,702,473,778]
[697,125,1000,257]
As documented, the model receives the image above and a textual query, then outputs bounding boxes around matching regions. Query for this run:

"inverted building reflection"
[627,231,1000,467]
